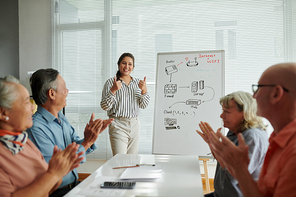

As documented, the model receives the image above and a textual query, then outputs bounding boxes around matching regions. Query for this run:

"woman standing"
[101,53,150,156]
[196,91,269,197]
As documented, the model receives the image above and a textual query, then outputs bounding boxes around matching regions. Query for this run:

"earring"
[5,116,9,121]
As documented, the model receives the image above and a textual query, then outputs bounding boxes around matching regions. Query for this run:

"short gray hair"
[220,91,267,131]
[30,68,59,105]
[0,75,20,109]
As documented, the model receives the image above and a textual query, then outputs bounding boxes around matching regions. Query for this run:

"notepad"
[119,165,163,180]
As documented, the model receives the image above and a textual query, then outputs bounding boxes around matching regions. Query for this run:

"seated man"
[208,63,296,197]
[27,68,113,197]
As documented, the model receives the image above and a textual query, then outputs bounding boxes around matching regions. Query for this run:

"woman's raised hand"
[196,121,221,144]
[110,76,122,94]
[138,77,147,95]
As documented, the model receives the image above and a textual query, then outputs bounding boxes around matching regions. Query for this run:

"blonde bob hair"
[220,91,266,131]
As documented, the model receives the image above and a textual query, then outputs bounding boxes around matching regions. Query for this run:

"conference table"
[64,154,204,197]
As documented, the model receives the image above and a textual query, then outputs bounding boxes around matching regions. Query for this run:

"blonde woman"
[196,91,269,197]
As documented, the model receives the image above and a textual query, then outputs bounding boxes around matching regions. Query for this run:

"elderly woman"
[0,76,84,197]
[196,91,269,197]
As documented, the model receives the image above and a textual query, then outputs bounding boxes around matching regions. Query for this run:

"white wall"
[0,0,19,79]
[18,0,52,93]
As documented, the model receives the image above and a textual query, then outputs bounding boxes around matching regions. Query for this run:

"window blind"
[54,0,296,160]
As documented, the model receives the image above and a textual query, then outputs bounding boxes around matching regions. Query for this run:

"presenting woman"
[0,76,84,197]
[196,91,269,197]
[101,53,150,156]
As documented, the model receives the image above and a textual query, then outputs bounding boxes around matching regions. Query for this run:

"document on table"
[119,165,163,180]
[78,176,127,197]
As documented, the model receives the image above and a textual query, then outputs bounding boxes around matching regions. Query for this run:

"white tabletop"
[65,154,204,197]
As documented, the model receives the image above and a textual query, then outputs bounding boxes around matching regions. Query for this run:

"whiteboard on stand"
[152,50,225,156]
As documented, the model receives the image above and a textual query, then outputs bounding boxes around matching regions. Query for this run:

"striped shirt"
[100,77,150,118]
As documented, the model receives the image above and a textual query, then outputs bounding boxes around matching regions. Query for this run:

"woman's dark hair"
[30,68,59,105]
[116,53,135,79]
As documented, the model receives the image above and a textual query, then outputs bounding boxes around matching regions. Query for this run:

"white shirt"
[100,77,150,118]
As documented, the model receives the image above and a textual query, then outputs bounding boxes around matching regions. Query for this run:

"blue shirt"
[27,106,97,188]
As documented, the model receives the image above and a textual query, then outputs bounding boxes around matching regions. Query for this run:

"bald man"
[207,63,296,197]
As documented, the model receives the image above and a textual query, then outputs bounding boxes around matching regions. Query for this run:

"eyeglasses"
[252,84,289,94]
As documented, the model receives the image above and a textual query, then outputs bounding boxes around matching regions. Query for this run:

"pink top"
[0,139,48,197]
[258,118,296,196]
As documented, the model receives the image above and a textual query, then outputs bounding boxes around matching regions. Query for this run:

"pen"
[136,164,155,166]
[113,165,140,169]
[113,164,155,169]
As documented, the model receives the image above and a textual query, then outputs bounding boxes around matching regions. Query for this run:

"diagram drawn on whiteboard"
[164,84,177,98]
[160,54,220,131]
[191,80,205,93]
[186,57,199,67]
[153,50,225,156]
[164,118,180,130]
[165,79,215,109]
[165,65,178,82]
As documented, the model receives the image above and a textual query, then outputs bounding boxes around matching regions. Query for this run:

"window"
[53,0,296,160]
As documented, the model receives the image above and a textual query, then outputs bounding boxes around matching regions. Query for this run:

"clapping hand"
[82,113,113,150]
[48,142,84,178]
[87,113,113,134]
[208,131,250,178]
[101,118,113,131]
[82,114,103,150]
[196,121,221,144]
